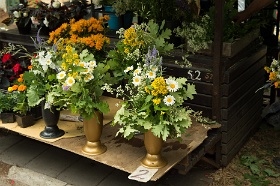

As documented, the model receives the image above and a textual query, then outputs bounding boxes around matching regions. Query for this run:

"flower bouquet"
[107,20,174,81]
[264,59,280,88]
[107,47,197,141]
[105,47,196,168]
[48,16,110,61]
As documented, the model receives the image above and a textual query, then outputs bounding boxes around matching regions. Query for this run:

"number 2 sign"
[128,166,158,182]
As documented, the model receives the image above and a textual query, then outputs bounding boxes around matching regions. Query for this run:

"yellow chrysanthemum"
[152,98,161,105]
[151,77,168,96]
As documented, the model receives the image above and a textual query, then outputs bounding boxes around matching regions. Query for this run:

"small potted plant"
[9,2,32,34]
[31,0,89,35]
[0,90,17,123]
[8,72,39,128]
[0,44,30,90]
[104,47,197,168]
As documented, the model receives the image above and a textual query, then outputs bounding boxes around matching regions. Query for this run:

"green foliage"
[240,155,280,185]
[0,91,17,113]
[107,20,173,82]
[109,48,197,141]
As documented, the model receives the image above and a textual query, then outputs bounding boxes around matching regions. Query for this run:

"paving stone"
[25,146,81,178]
[0,138,49,166]
[98,169,155,186]
[57,157,114,186]
[0,133,24,153]
[8,166,67,186]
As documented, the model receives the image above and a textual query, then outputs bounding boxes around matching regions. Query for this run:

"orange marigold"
[18,77,24,83]
[28,65,32,70]
[12,84,19,90]
[18,84,27,91]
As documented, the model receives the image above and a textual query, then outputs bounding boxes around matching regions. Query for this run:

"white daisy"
[133,68,142,76]
[57,71,66,80]
[163,95,175,106]
[124,65,134,73]
[146,71,156,79]
[166,79,179,92]
[79,61,86,68]
[84,74,94,82]
[65,77,75,86]
[89,60,97,68]
[151,66,158,72]
[132,76,141,86]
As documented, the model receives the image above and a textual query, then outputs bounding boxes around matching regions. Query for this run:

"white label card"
[128,166,158,182]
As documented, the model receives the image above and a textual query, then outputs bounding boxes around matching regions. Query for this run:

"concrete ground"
[0,129,216,186]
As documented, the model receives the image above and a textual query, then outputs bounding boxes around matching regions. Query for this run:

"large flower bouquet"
[0,44,31,89]
[107,20,174,81]
[48,16,110,60]
[105,48,197,141]
[50,44,112,120]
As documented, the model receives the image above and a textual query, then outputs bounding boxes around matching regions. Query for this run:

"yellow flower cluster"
[61,46,80,71]
[123,27,144,48]
[150,77,168,96]
[48,16,110,51]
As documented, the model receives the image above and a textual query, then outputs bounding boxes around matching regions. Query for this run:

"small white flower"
[133,68,141,76]
[23,12,28,17]
[57,71,66,80]
[124,65,133,73]
[13,11,20,18]
[132,76,141,86]
[146,71,156,79]
[52,1,61,8]
[43,17,49,27]
[89,60,97,68]
[31,16,40,25]
[151,66,158,72]
[65,77,75,86]
[79,61,86,68]
[84,74,94,82]
[163,95,175,106]
[166,79,179,92]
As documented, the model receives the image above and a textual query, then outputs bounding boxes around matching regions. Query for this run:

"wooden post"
[212,0,224,122]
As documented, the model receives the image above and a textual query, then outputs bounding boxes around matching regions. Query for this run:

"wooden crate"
[164,39,266,166]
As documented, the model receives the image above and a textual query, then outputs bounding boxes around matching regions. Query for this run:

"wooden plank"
[221,89,263,132]
[221,116,261,166]
[187,93,212,107]
[221,57,266,97]
[223,45,267,83]
[221,98,262,143]
[221,67,265,107]
[183,103,212,118]
[221,79,264,120]
[221,107,262,155]
[0,116,221,181]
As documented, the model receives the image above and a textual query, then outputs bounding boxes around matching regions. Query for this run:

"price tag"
[128,166,158,182]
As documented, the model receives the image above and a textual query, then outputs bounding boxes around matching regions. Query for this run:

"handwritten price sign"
[128,166,158,182]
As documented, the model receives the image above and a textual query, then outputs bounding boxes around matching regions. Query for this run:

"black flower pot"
[1,113,15,123]
[30,105,42,120]
[40,101,65,139]
[15,114,35,128]
[16,20,32,35]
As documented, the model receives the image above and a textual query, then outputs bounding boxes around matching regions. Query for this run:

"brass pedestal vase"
[141,130,167,169]
[40,101,65,139]
[82,111,107,155]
